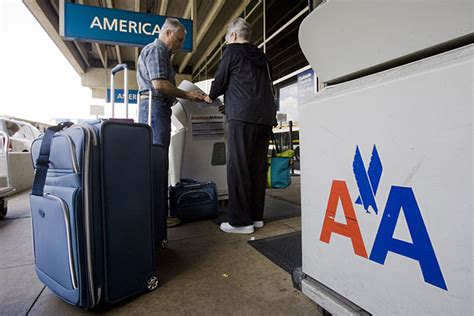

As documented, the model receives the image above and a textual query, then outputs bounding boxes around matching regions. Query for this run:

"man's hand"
[204,96,213,104]
[185,90,206,102]
[152,79,208,103]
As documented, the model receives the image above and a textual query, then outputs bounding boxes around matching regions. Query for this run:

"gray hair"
[226,18,251,41]
[161,18,186,34]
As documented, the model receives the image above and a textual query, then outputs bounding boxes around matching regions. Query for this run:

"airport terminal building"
[0,0,472,315]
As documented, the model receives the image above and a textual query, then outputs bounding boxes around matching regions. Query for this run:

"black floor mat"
[248,231,302,274]
[214,195,300,224]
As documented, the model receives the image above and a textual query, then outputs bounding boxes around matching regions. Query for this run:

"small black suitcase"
[169,179,218,222]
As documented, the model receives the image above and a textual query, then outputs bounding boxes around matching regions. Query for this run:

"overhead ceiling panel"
[24,0,311,86]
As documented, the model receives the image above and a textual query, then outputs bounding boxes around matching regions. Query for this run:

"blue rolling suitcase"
[29,64,158,309]
[30,120,158,308]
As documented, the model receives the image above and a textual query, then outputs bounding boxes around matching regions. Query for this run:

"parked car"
[0,117,40,152]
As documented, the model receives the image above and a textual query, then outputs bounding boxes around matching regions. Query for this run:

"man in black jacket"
[205,18,277,234]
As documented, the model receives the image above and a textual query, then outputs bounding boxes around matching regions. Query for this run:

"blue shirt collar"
[154,38,172,57]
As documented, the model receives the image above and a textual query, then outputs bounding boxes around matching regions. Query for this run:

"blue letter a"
[369,186,447,290]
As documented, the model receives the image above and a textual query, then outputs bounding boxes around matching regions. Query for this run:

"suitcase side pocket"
[30,194,78,294]
[177,190,213,205]
[175,188,218,221]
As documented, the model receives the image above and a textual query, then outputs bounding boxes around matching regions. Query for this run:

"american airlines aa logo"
[319,145,447,290]
[353,146,382,214]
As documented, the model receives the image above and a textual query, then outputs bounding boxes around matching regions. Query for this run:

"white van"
[0,117,41,152]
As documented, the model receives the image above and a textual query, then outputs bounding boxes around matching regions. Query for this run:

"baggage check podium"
[298,1,472,315]
[169,80,228,199]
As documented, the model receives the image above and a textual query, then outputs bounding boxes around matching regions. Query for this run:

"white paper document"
[197,98,222,109]
[177,80,223,109]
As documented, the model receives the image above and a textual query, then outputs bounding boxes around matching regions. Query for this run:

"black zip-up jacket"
[209,43,277,126]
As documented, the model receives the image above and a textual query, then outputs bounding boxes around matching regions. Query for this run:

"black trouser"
[227,120,272,227]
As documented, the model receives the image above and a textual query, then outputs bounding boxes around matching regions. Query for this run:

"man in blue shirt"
[137,18,205,227]
[137,18,204,147]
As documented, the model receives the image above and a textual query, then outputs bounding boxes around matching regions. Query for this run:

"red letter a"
[320,180,368,258]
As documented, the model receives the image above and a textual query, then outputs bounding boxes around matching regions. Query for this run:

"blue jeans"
[138,98,172,148]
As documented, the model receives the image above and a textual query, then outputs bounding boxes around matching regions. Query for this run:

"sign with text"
[299,51,472,314]
[61,3,193,51]
[190,115,225,141]
[106,89,138,104]
[297,68,316,104]
[90,105,104,116]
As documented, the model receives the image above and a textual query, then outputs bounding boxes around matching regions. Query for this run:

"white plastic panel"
[299,0,473,83]
[299,46,473,315]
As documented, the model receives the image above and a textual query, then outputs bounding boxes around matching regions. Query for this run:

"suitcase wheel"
[147,276,159,291]
[161,239,168,249]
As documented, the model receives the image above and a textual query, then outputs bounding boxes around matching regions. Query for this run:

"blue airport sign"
[61,3,193,51]
[106,89,138,104]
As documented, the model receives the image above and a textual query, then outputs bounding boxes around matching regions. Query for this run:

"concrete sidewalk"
[0,180,321,315]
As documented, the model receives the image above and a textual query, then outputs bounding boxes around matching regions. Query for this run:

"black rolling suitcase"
[141,89,168,248]
[29,64,158,309]
[152,144,168,248]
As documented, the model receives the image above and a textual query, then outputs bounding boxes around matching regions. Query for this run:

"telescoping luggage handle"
[110,63,129,119]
